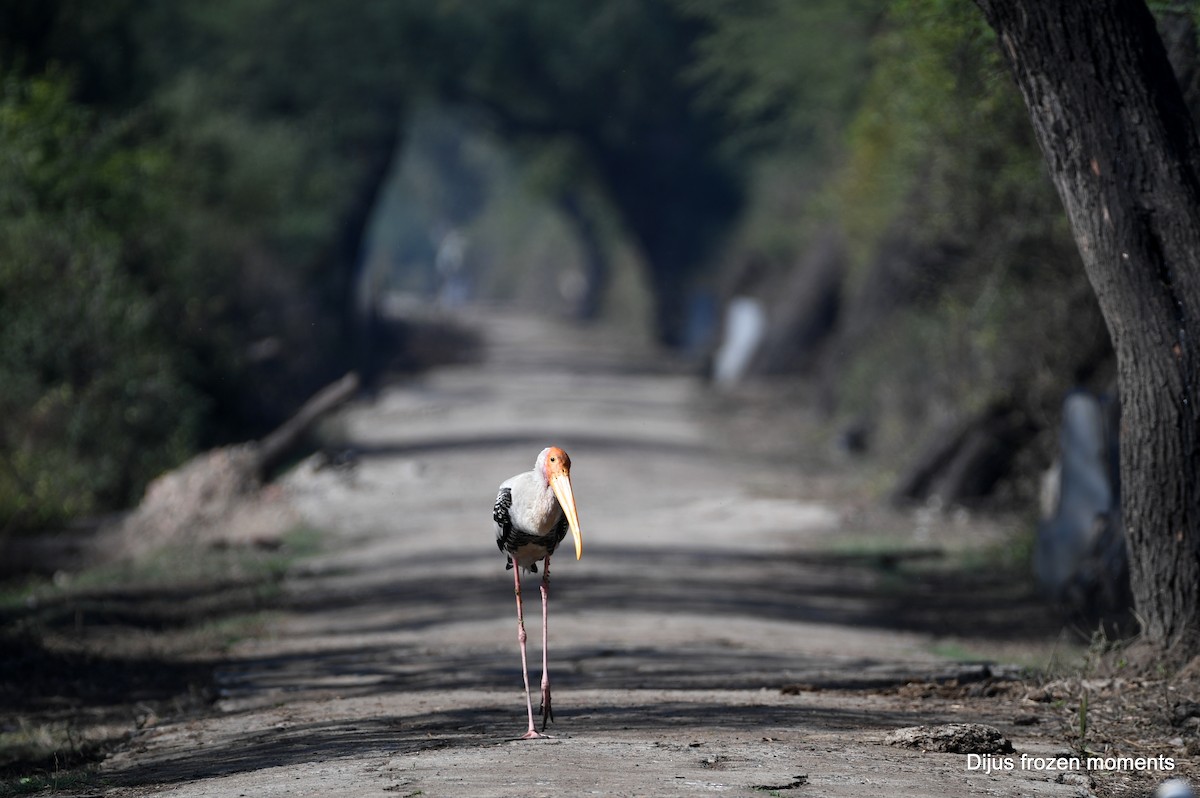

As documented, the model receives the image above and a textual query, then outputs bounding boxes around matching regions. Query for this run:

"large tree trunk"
[975,0,1200,661]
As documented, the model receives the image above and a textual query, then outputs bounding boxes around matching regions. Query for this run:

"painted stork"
[493,446,582,739]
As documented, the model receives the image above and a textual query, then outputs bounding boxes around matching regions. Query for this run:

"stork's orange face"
[544,447,582,560]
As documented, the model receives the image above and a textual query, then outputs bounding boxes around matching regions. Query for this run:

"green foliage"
[0,2,412,529]
[0,0,1139,531]
[686,0,1108,504]
[0,71,202,527]
[684,0,882,154]
[829,0,1100,475]
[1,769,98,797]
[838,0,1037,268]
[0,21,349,529]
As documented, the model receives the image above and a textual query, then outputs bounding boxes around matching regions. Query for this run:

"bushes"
[0,1,413,531]
[0,52,358,530]
[0,72,204,526]
[829,0,1108,485]
[689,0,1114,505]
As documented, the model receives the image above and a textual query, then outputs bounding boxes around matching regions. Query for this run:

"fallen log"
[255,371,360,476]
[102,371,360,560]
[891,401,1036,508]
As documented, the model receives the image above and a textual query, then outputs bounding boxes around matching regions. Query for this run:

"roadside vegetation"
[0,0,1116,531]
[0,525,322,791]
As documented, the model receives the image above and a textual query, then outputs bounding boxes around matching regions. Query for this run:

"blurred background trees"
[2,0,1192,546]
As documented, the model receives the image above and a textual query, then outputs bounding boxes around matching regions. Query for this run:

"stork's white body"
[498,469,565,570]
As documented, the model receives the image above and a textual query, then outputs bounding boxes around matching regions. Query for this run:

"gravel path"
[102,309,1085,797]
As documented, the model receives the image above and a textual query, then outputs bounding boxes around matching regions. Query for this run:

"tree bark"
[975,0,1200,661]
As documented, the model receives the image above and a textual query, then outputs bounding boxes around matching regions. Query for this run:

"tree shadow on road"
[103,694,948,789]
[2,529,1071,790]
[283,543,1067,645]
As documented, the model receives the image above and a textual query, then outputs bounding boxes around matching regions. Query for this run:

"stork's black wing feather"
[494,487,513,550]
[494,487,516,569]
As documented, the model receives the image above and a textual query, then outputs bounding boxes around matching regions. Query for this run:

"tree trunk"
[975,0,1200,661]
[558,191,609,321]
[336,124,402,381]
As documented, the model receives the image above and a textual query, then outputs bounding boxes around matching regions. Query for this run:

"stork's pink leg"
[513,564,546,739]
[539,555,554,730]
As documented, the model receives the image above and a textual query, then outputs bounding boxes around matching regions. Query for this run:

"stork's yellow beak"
[549,473,582,560]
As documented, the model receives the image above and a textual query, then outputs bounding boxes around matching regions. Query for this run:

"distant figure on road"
[435,229,470,308]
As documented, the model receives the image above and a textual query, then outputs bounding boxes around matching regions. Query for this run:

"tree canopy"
[2,0,1194,568]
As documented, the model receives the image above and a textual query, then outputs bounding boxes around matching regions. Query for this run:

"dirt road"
[102,309,1089,797]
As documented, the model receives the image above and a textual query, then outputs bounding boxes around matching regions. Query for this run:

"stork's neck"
[508,467,560,536]
[533,447,553,483]
[532,477,559,524]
